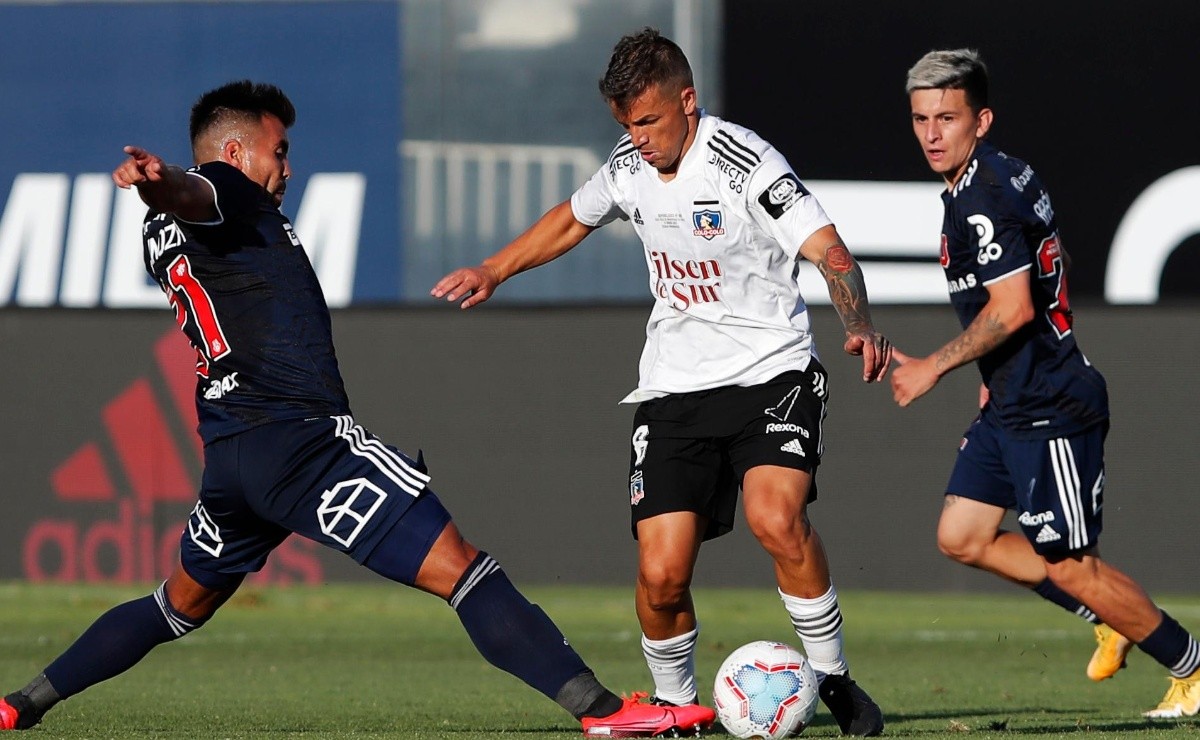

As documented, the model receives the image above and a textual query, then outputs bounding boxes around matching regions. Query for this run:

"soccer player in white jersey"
[434,28,888,736]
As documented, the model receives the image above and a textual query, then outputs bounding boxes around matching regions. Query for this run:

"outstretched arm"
[799,224,892,382]
[432,199,596,309]
[890,270,1035,406]
[111,146,216,222]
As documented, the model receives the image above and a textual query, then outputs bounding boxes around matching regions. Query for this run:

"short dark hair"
[905,49,989,113]
[598,28,693,111]
[189,80,296,151]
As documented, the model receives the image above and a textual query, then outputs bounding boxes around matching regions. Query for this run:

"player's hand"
[112,146,167,189]
[431,265,501,309]
[889,348,940,406]
[978,383,990,410]
[843,330,892,383]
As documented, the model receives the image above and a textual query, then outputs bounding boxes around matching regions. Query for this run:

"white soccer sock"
[780,586,847,680]
[641,626,699,704]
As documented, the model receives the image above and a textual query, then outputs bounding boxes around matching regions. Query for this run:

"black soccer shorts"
[627,363,828,541]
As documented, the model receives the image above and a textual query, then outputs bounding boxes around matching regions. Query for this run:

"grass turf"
[2,583,1198,738]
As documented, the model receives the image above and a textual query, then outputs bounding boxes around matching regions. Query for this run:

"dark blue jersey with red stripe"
[142,161,351,445]
[939,140,1107,439]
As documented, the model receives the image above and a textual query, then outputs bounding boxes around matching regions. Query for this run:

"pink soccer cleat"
[581,691,715,737]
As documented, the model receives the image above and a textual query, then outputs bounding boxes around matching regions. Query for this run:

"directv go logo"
[21,329,322,585]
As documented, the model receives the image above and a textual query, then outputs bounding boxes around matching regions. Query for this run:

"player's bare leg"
[1046,554,1166,642]
[1045,552,1200,716]
[742,465,882,736]
[937,495,1046,586]
[939,495,1132,678]
[742,466,829,597]
[634,511,706,706]
[411,519,480,599]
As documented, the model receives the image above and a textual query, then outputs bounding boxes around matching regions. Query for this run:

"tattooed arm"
[890,269,1035,407]
[799,225,893,382]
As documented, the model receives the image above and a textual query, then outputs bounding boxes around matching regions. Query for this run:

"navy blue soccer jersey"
[142,161,351,445]
[939,141,1107,439]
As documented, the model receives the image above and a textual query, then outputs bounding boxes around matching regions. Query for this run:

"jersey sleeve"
[745,149,832,260]
[183,161,266,226]
[957,180,1033,286]
[570,163,628,228]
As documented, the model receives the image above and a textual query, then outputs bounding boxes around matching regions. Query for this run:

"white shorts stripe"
[333,416,431,497]
[1050,438,1087,550]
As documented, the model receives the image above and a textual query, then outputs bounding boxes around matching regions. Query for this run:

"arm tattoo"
[933,310,1009,373]
[817,243,873,334]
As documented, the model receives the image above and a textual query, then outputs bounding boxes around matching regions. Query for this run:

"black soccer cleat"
[0,693,43,731]
[818,673,884,737]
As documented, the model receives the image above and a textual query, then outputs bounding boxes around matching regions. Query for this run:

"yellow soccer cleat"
[1087,624,1132,681]
[1143,670,1200,719]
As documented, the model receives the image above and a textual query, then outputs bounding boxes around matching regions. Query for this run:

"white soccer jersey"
[571,112,833,402]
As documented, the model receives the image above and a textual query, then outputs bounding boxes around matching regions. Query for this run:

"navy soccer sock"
[1032,578,1100,624]
[1137,611,1200,677]
[449,552,619,719]
[38,582,205,707]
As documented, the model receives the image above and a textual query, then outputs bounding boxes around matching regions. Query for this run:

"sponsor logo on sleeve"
[757,173,809,219]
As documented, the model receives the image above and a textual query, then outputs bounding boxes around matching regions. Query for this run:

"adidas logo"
[1035,524,1061,544]
[780,439,806,457]
[633,208,644,225]
[22,328,322,585]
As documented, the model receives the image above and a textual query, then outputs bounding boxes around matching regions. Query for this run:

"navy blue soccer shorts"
[180,415,451,589]
[628,365,828,542]
[947,410,1107,557]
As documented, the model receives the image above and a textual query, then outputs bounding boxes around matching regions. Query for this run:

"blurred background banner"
[2,0,1196,307]
[1,0,1196,587]
[0,0,401,308]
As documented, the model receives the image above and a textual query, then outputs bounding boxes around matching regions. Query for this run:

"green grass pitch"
[2,583,1198,738]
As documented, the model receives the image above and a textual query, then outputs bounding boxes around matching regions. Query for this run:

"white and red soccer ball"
[713,640,819,738]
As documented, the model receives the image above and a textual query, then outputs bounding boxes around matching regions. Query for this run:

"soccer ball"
[713,640,819,738]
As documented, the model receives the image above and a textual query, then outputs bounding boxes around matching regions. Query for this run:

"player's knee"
[746,509,810,560]
[1043,553,1095,592]
[638,565,691,613]
[936,527,985,565]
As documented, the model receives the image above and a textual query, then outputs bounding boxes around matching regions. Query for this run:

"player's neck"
[944,139,982,189]
[656,114,700,183]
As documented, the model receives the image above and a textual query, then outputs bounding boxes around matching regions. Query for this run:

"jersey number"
[1036,234,1072,339]
[165,255,232,378]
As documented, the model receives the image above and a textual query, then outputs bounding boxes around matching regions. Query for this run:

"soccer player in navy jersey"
[0,80,713,738]
[891,49,1200,718]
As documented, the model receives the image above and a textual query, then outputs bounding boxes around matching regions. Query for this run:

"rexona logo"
[0,172,364,308]
[22,329,323,584]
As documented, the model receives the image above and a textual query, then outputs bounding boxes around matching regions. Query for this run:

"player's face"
[909,88,992,186]
[238,113,292,207]
[610,82,698,177]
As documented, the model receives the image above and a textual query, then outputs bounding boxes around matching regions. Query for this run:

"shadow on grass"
[876,706,1182,736]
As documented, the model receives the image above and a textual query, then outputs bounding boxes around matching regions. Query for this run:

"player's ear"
[221,139,244,169]
[680,86,697,115]
[975,107,994,139]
